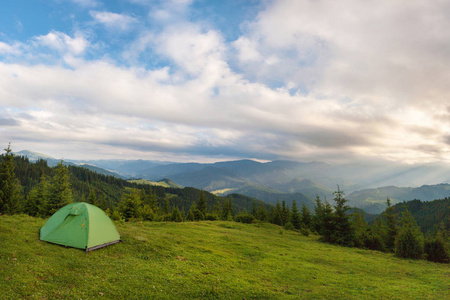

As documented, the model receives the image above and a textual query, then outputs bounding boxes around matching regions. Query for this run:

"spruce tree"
[281,200,290,226]
[290,200,301,229]
[300,203,312,230]
[351,210,369,248]
[147,190,159,214]
[24,174,49,217]
[197,190,207,215]
[163,195,171,215]
[120,188,142,221]
[321,201,334,243]
[46,161,73,216]
[383,198,397,252]
[256,205,268,222]
[271,201,283,225]
[221,197,233,220]
[171,206,183,222]
[395,209,424,259]
[141,204,155,221]
[0,144,21,214]
[313,195,325,234]
[87,188,97,205]
[186,208,195,221]
[331,186,354,246]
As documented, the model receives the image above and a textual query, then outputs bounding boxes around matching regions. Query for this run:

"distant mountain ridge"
[14,150,450,214]
[14,150,126,179]
[347,184,450,214]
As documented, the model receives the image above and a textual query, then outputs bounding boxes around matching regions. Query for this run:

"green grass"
[1,215,448,299]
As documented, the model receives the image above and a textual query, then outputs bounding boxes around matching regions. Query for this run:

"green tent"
[40,202,121,252]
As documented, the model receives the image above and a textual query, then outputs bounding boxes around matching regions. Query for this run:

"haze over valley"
[16,149,450,214]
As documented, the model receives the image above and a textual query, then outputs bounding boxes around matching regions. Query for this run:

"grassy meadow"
[1,214,448,299]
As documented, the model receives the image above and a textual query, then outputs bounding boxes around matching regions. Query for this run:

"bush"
[235,212,255,224]
[300,227,310,236]
[424,237,449,263]
[284,221,295,231]
[205,213,219,221]
[111,210,123,221]
[364,232,385,252]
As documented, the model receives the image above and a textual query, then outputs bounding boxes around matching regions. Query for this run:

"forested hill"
[391,198,449,234]
[12,155,270,216]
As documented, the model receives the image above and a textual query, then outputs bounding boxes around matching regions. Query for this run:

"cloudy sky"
[1,0,450,163]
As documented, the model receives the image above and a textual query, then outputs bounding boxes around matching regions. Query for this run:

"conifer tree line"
[1,145,448,263]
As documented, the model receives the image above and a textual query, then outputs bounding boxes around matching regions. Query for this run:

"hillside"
[128,178,182,189]
[1,215,448,299]
[391,198,450,233]
[15,150,450,214]
[12,155,269,216]
[348,184,450,214]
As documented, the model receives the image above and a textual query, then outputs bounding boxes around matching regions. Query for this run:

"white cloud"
[34,31,89,56]
[236,0,450,105]
[2,0,450,164]
[0,42,21,55]
[89,11,137,31]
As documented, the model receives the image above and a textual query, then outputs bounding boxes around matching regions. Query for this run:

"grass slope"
[1,215,448,299]
[128,178,182,189]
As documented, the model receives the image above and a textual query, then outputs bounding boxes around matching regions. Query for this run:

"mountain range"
[15,150,450,214]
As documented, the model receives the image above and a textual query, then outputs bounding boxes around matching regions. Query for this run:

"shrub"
[424,237,449,264]
[364,231,385,251]
[111,209,123,221]
[300,227,310,236]
[284,221,295,231]
[235,212,255,224]
[205,213,219,221]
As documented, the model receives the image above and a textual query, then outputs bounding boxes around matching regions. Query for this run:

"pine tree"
[197,190,207,215]
[0,144,21,214]
[300,203,312,230]
[171,206,183,222]
[46,161,73,216]
[331,186,354,246]
[141,204,155,221]
[395,209,424,259]
[251,200,258,218]
[351,210,369,248]
[163,195,171,215]
[290,200,301,229]
[383,198,397,252]
[24,174,49,217]
[120,188,142,221]
[313,195,325,234]
[147,190,159,215]
[271,201,283,225]
[87,188,97,205]
[221,197,233,220]
[321,201,334,243]
[255,205,268,222]
[186,208,195,221]
[281,200,290,226]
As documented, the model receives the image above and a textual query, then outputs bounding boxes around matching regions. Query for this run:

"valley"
[17,150,450,214]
